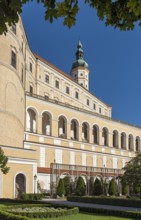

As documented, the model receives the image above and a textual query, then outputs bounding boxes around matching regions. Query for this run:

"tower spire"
[70,41,90,90]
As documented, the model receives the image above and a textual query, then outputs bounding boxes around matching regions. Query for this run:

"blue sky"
[22,1,141,127]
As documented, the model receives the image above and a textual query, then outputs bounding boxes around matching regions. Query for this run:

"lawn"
[30,213,133,220]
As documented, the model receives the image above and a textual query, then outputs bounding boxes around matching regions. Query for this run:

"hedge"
[79,206,141,219]
[21,193,43,200]
[5,206,79,218]
[67,196,141,208]
[0,210,29,220]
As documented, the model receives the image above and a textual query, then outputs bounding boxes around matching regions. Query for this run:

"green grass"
[30,213,133,220]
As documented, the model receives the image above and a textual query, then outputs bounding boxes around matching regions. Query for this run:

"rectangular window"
[93,103,96,110]
[66,86,70,94]
[30,62,32,72]
[55,80,59,89]
[11,51,16,69]
[99,108,101,113]
[87,99,89,106]
[30,85,33,94]
[45,95,48,100]
[45,74,49,83]
[75,91,79,99]
[12,24,16,34]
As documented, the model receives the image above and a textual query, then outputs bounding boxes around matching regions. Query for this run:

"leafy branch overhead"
[1,0,141,34]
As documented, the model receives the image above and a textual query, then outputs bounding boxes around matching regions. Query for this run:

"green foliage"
[76,176,86,196]
[122,153,141,198]
[121,180,128,196]
[1,0,141,35]
[63,175,71,196]
[67,196,141,208]
[108,179,116,196]
[20,193,43,200]
[93,178,102,196]
[56,178,65,197]
[0,147,10,174]
[89,176,94,195]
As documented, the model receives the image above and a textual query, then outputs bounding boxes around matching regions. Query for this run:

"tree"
[1,0,141,35]
[122,153,141,199]
[63,175,71,196]
[108,179,116,196]
[56,178,65,197]
[75,176,86,196]
[0,147,10,174]
[93,178,102,196]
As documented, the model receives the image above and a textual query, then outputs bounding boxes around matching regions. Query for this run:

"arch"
[136,136,140,152]
[92,124,99,144]
[70,119,79,141]
[128,134,134,151]
[82,122,89,142]
[15,173,26,198]
[113,130,119,148]
[102,127,109,146]
[26,108,37,133]
[42,111,52,135]
[58,115,67,138]
[121,132,126,150]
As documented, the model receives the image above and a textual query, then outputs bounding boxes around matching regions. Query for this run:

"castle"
[0,17,140,198]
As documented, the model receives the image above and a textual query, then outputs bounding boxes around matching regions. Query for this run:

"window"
[93,103,96,110]
[12,24,16,34]
[87,99,89,106]
[66,86,70,94]
[30,85,33,94]
[45,95,48,100]
[75,91,79,99]
[45,74,49,83]
[80,73,83,76]
[80,83,83,86]
[11,51,16,68]
[55,80,59,89]
[99,108,101,113]
[29,62,32,72]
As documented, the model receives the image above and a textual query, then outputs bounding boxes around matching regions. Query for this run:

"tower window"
[11,51,16,69]
[29,62,32,72]
[93,103,96,110]
[80,73,83,76]
[55,80,59,89]
[75,91,79,99]
[21,68,24,83]
[66,86,70,94]
[45,74,49,83]
[30,85,33,94]
[11,24,16,34]
[87,99,89,106]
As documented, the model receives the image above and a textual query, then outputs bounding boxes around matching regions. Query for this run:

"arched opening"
[15,173,26,198]
[92,125,99,144]
[113,130,119,148]
[42,112,51,135]
[128,134,134,151]
[136,136,140,152]
[82,122,89,142]
[58,116,67,138]
[70,119,79,141]
[26,108,37,133]
[102,127,109,146]
[121,132,126,150]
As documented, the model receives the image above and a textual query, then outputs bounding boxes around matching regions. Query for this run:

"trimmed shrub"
[76,176,86,196]
[21,193,43,200]
[0,210,28,220]
[67,196,141,208]
[93,178,102,196]
[109,179,116,196]
[63,176,71,196]
[121,181,128,195]
[89,177,94,195]
[56,178,65,197]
